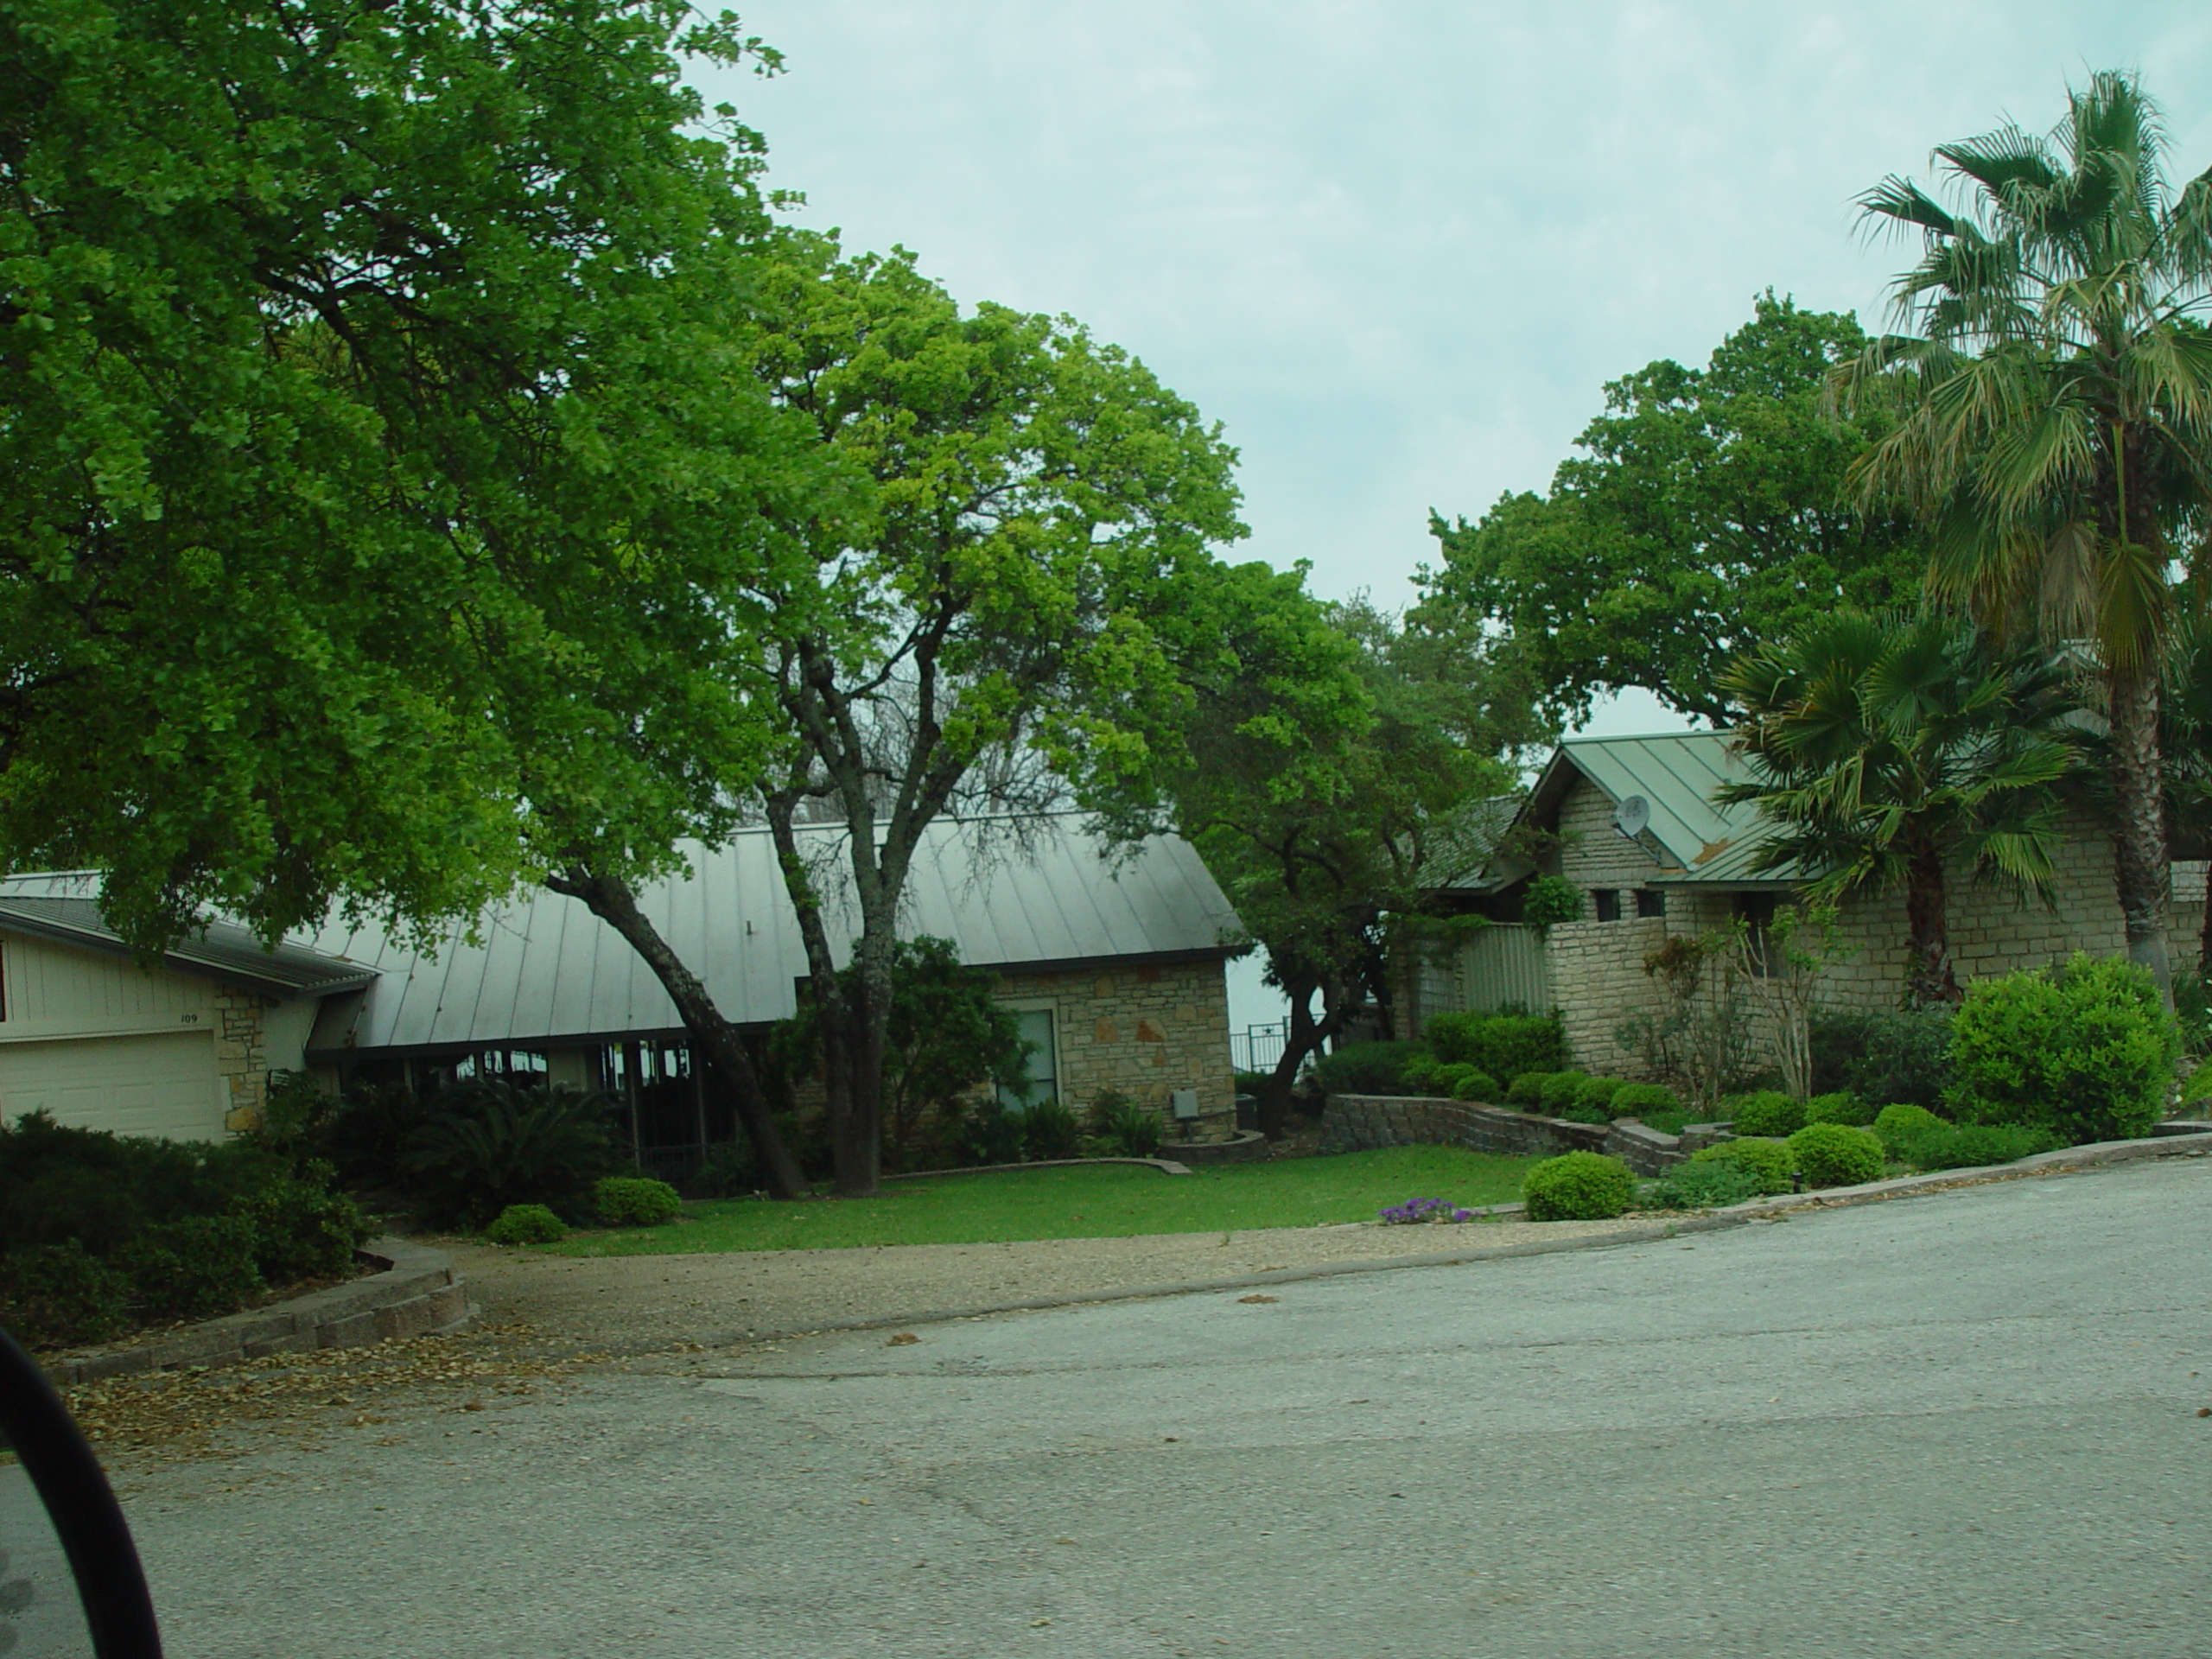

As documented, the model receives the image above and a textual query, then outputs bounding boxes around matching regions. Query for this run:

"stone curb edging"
[45,1237,477,1386]
[880,1155,1192,1181]
[614,1127,2212,1359]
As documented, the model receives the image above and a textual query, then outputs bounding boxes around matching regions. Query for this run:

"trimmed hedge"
[1447,1066,1499,1102]
[1572,1077,1629,1115]
[1785,1122,1886,1188]
[1898,1122,2060,1171]
[1802,1091,1875,1128]
[1608,1082,1681,1122]
[1423,1010,1568,1081]
[1726,1090,1806,1138]
[594,1177,682,1227]
[1311,1041,1425,1098]
[1537,1071,1592,1116]
[1945,955,2180,1144]
[1689,1136,1796,1195]
[1522,1151,1636,1220]
[484,1204,567,1246]
[1642,1159,1764,1210]
[1505,1071,1551,1107]
[1872,1103,1948,1160]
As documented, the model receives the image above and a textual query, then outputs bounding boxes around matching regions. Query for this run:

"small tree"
[1618,928,1758,1115]
[1726,903,1853,1101]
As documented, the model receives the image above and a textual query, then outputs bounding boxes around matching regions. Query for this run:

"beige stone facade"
[994,954,1235,1131]
[215,988,275,1131]
[1522,776,2202,1075]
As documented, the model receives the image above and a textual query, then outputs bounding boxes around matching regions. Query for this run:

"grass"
[548,1145,1543,1256]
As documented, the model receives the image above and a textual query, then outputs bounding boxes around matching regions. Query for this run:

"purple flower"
[1380,1197,1473,1225]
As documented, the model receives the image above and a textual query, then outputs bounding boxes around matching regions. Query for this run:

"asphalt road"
[122,1157,2212,1658]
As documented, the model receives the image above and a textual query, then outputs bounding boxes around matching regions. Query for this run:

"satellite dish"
[1614,795,1650,840]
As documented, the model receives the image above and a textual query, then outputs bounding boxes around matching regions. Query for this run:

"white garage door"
[0,1031,226,1141]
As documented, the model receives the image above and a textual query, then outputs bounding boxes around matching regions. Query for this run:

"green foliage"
[484,1205,568,1247]
[1573,1077,1629,1115]
[1716,613,2075,1007]
[594,1178,683,1229]
[1522,1152,1636,1221]
[1810,1009,1954,1110]
[1522,876,1586,932]
[399,1083,622,1229]
[1608,1082,1681,1122]
[2183,1063,2212,1108]
[1022,1100,1085,1162]
[1872,1103,1950,1160]
[232,1174,370,1284]
[0,1243,130,1349]
[1536,1072,1592,1116]
[321,1084,442,1191]
[1398,1055,1444,1094]
[1310,1042,1425,1098]
[950,1098,1029,1166]
[1802,1091,1876,1128]
[1558,1104,1613,1127]
[1424,1010,1568,1081]
[113,1216,264,1325]
[1897,1122,2060,1171]
[1945,956,2181,1143]
[1689,1137,1796,1195]
[1785,1123,1887,1188]
[1726,1090,1806,1138]
[1505,1071,1552,1107]
[1447,1067,1499,1103]
[1084,1092,1162,1160]
[2174,969,2212,1059]
[1641,1160,1764,1211]
[1421,294,1922,728]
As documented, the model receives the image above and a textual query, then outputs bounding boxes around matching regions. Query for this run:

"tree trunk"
[1901,842,1959,1008]
[1262,966,1353,1137]
[2107,660,2175,1001]
[545,866,813,1201]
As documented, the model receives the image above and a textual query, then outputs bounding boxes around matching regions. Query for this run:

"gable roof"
[1513,729,1806,888]
[0,885,383,999]
[301,813,1238,1054]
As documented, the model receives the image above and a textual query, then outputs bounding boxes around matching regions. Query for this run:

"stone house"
[1397,731,2206,1075]
[0,814,1243,1159]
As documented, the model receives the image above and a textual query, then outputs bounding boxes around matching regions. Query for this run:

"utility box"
[1169,1088,1199,1119]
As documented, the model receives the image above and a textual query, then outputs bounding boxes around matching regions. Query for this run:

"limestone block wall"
[1322,1092,1688,1177]
[215,989,273,1132]
[994,955,1234,1128]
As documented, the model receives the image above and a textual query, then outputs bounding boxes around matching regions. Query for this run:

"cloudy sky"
[689,3,2212,1027]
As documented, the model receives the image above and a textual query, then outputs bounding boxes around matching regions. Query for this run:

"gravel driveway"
[442,1215,1657,1351]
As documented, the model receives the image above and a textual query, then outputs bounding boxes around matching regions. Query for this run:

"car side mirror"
[0,1325,163,1657]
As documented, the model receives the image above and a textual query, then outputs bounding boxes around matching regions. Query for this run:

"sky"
[686,3,2212,1030]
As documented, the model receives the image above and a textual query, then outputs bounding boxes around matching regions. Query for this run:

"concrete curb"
[626,1128,2212,1357]
[46,1236,476,1386]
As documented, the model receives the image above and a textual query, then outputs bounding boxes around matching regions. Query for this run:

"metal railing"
[1230,1021,1288,1075]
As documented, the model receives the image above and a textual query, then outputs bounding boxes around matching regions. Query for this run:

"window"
[998,1007,1059,1111]
[1734,893,1778,976]
[1635,888,1666,919]
[1592,888,1622,923]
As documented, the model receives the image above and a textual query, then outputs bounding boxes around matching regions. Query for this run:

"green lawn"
[549,1146,1542,1256]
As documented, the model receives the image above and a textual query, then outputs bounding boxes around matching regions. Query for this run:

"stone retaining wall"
[47,1237,474,1385]
[1323,1093,1690,1177]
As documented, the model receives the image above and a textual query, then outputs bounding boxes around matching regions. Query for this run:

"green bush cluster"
[0,1111,371,1349]
[1021,1098,1084,1161]
[1641,1159,1764,1211]
[1505,1071,1549,1106]
[1522,1151,1636,1220]
[1872,1103,1947,1160]
[1945,955,2179,1144]
[1448,1067,1500,1102]
[484,1204,567,1246]
[1808,1008,1954,1109]
[1537,1071,1592,1115]
[593,1177,682,1227]
[1084,1091,1161,1160]
[1784,1122,1885,1188]
[1309,1041,1427,1097]
[1572,1077,1627,1115]
[1725,1090,1806,1137]
[1904,1122,2059,1171]
[1688,1137,1796,1195]
[1802,1091,1875,1128]
[1422,1010,1568,1083]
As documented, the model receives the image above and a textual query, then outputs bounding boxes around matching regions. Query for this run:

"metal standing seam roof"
[296,812,1241,1053]
[1518,730,1812,887]
[0,887,382,998]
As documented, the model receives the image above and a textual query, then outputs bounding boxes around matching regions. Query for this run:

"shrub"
[1537,1071,1592,1116]
[1802,1091,1875,1128]
[1424,1010,1568,1080]
[0,1242,130,1349]
[1522,1151,1636,1220]
[1505,1071,1551,1107]
[1448,1067,1499,1102]
[951,1097,1028,1166]
[1945,955,2181,1144]
[1726,1090,1806,1137]
[484,1204,567,1246]
[1309,1041,1425,1097]
[1522,875,1586,931]
[1641,1159,1764,1211]
[1022,1098,1084,1161]
[1785,1122,1886,1188]
[114,1216,264,1325]
[2175,968,2212,1058]
[594,1177,682,1227]
[233,1174,371,1283]
[1808,1008,1953,1109]
[1084,1091,1161,1159]
[1898,1122,2060,1171]
[1559,1103,1612,1126]
[1572,1077,1629,1115]
[1608,1082,1681,1122]
[1398,1055,1445,1094]
[321,1082,442,1190]
[399,1082,621,1228]
[1689,1136,1796,1195]
[1872,1103,1948,1160]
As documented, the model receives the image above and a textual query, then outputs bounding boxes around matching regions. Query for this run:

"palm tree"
[1833,71,2212,996]
[1717,611,2076,1008]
